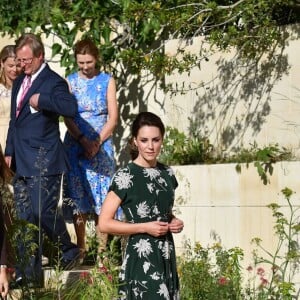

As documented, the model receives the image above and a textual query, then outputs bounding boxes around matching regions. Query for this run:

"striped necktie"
[16,75,31,117]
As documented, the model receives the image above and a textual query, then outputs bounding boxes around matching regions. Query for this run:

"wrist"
[139,223,147,234]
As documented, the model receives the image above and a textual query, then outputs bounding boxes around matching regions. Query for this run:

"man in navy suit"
[5,33,79,286]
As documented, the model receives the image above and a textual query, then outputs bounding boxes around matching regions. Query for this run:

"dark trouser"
[13,174,79,283]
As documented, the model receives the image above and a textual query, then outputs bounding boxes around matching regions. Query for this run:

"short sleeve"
[109,166,134,202]
[161,164,178,190]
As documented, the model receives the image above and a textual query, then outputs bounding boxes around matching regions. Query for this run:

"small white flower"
[153,205,159,215]
[143,168,160,180]
[143,261,151,274]
[114,168,133,189]
[157,283,170,299]
[147,183,155,193]
[133,287,139,297]
[167,167,175,176]
[137,201,150,218]
[150,271,160,280]
[158,176,167,186]
[161,241,172,259]
[133,239,153,258]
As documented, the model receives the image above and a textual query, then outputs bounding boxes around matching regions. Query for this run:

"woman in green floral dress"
[99,111,184,299]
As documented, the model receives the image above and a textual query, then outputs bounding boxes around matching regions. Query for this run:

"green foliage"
[178,188,300,299]
[245,187,300,299]
[9,219,39,269]
[234,143,293,185]
[160,126,214,165]
[160,127,292,185]
[0,0,298,79]
[178,241,244,299]
[6,185,300,298]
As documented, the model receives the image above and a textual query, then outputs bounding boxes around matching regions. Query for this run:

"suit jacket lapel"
[16,65,50,119]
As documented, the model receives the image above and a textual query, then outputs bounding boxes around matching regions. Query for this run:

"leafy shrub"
[178,241,244,300]
[159,126,214,165]
[160,127,292,184]
[178,188,300,300]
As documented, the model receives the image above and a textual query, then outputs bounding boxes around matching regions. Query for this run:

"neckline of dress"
[77,71,100,81]
[131,161,158,169]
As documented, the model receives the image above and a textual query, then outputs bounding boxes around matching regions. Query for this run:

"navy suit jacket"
[5,64,77,177]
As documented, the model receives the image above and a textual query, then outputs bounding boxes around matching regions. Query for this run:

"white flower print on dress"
[131,280,148,298]
[147,183,155,193]
[137,201,151,218]
[150,271,160,280]
[133,239,153,258]
[119,253,129,281]
[114,168,133,190]
[153,205,159,215]
[158,240,173,259]
[143,168,160,180]
[158,176,167,187]
[143,261,151,274]
[167,167,175,177]
[157,283,170,299]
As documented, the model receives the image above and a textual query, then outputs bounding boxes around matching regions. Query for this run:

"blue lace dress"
[109,162,180,299]
[63,72,116,216]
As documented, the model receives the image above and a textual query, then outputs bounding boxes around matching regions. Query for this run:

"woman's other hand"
[168,217,184,234]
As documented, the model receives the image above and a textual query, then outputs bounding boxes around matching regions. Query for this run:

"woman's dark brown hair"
[128,111,165,160]
[74,38,99,61]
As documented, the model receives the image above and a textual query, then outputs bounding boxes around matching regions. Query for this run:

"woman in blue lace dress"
[63,39,118,261]
[99,112,184,299]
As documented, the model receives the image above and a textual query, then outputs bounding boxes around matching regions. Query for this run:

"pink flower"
[107,274,113,282]
[80,271,89,280]
[260,277,268,287]
[246,265,253,272]
[218,276,228,285]
[80,271,93,284]
[99,266,108,273]
[257,267,265,276]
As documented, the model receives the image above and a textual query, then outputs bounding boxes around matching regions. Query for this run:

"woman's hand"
[168,217,184,234]
[144,221,169,237]
[4,156,11,168]
[0,269,9,298]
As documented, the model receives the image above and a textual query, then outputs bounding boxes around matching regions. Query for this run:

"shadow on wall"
[114,69,166,167]
[113,26,300,166]
[188,41,290,152]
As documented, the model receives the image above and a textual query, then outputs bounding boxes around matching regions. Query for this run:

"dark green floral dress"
[109,162,180,299]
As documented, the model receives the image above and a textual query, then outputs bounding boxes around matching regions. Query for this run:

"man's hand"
[29,93,40,110]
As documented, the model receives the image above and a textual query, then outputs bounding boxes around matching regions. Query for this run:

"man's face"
[16,45,43,75]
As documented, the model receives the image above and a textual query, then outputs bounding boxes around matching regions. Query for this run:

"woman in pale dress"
[0,45,20,273]
[0,45,20,151]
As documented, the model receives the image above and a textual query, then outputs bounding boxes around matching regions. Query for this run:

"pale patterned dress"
[109,162,180,299]
[63,72,116,216]
[0,84,11,152]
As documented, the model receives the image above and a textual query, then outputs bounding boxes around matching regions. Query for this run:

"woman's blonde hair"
[0,45,16,89]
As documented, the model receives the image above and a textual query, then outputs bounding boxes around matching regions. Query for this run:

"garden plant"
[5,187,300,299]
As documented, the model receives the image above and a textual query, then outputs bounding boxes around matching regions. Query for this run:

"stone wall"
[172,162,300,270]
